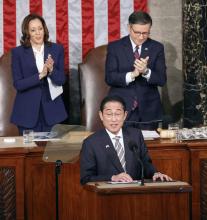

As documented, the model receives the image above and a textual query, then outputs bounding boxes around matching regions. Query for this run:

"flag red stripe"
[30,0,42,15]
[82,0,94,59]
[56,0,69,72]
[134,0,148,12]
[1,1,149,67]
[108,0,120,42]
[3,0,16,52]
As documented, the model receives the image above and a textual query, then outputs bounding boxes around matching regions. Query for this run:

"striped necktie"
[113,136,126,171]
[134,46,140,59]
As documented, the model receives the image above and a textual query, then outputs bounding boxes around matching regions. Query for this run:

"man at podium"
[80,95,172,184]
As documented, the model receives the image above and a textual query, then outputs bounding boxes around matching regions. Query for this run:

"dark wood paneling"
[200,159,207,219]
[149,150,189,181]
[25,155,56,220]
[3,138,207,219]
[0,167,16,219]
[81,185,190,220]
[0,155,24,220]
[189,145,207,220]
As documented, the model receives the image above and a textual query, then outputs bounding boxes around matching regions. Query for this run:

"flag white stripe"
[42,0,56,42]
[120,0,133,37]
[16,0,29,47]
[0,0,144,69]
[94,0,108,47]
[68,0,82,69]
[0,1,3,55]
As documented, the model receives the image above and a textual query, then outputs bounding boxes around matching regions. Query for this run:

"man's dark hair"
[128,11,152,26]
[100,95,126,112]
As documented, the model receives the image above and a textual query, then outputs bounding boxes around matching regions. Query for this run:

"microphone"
[128,141,144,186]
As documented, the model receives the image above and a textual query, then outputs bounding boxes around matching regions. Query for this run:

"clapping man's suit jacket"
[105,36,167,123]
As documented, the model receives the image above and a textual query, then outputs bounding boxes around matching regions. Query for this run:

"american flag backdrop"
[0,0,147,71]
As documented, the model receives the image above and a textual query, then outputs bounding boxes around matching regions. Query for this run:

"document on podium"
[47,77,63,100]
[107,180,140,184]
[141,130,160,140]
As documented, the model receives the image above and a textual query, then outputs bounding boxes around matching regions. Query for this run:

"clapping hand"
[45,54,54,73]
[134,56,149,74]
[39,65,48,80]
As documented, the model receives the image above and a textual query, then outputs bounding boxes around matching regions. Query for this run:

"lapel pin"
[105,145,110,148]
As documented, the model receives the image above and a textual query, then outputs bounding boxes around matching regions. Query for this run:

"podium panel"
[1,133,207,220]
[82,182,191,220]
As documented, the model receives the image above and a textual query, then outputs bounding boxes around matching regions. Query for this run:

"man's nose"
[111,114,116,120]
[138,34,145,39]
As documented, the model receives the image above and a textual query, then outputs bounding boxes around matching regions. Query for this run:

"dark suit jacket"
[10,43,67,127]
[80,127,156,184]
[105,36,167,122]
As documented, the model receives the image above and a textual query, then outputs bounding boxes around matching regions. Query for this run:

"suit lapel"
[102,130,124,173]
[24,47,38,73]
[140,38,151,59]
[122,128,134,173]
[122,36,134,67]
[44,44,50,61]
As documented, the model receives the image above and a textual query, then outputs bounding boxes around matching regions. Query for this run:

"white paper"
[141,130,160,140]
[47,77,63,100]
[4,138,16,143]
[107,180,140,184]
[32,132,60,141]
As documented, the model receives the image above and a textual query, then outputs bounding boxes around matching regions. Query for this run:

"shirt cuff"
[142,68,151,81]
[126,72,135,85]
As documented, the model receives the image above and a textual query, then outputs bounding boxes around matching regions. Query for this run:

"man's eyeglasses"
[104,112,123,120]
[130,26,150,37]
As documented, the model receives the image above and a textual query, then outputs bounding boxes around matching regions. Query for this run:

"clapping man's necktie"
[134,46,140,59]
[132,46,139,110]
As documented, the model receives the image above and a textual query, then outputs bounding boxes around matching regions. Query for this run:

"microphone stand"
[55,160,62,220]
[133,147,144,186]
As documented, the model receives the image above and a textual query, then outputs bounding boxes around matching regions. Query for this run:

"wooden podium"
[82,181,192,220]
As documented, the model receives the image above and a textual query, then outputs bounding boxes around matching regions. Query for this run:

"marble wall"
[183,0,207,127]
[148,0,183,127]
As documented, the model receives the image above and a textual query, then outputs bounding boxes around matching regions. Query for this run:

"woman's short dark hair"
[100,95,126,112]
[20,13,50,47]
[128,11,152,26]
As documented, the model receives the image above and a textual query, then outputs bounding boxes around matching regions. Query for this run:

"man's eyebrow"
[104,109,123,111]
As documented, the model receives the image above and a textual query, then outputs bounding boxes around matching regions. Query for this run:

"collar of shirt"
[32,44,44,73]
[129,36,142,54]
[32,44,44,56]
[105,129,125,149]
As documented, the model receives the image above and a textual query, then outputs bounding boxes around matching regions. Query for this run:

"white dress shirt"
[32,44,44,73]
[105,128,125,154]
[125,37,151,85]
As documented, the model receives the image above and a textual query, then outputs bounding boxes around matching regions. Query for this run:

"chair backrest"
[0,51,19,136]
[79,45,109,131]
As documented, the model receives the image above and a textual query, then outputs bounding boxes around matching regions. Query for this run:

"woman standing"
[10,14,68,134]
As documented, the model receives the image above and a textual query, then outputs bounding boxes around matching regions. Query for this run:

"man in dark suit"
[80,95,171,184]
[105,11,167,130]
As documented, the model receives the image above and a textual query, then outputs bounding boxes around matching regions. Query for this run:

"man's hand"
[131,67,140,79]
[134,56,149,74]
[111,172,133,182]
[152,172,173,182]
